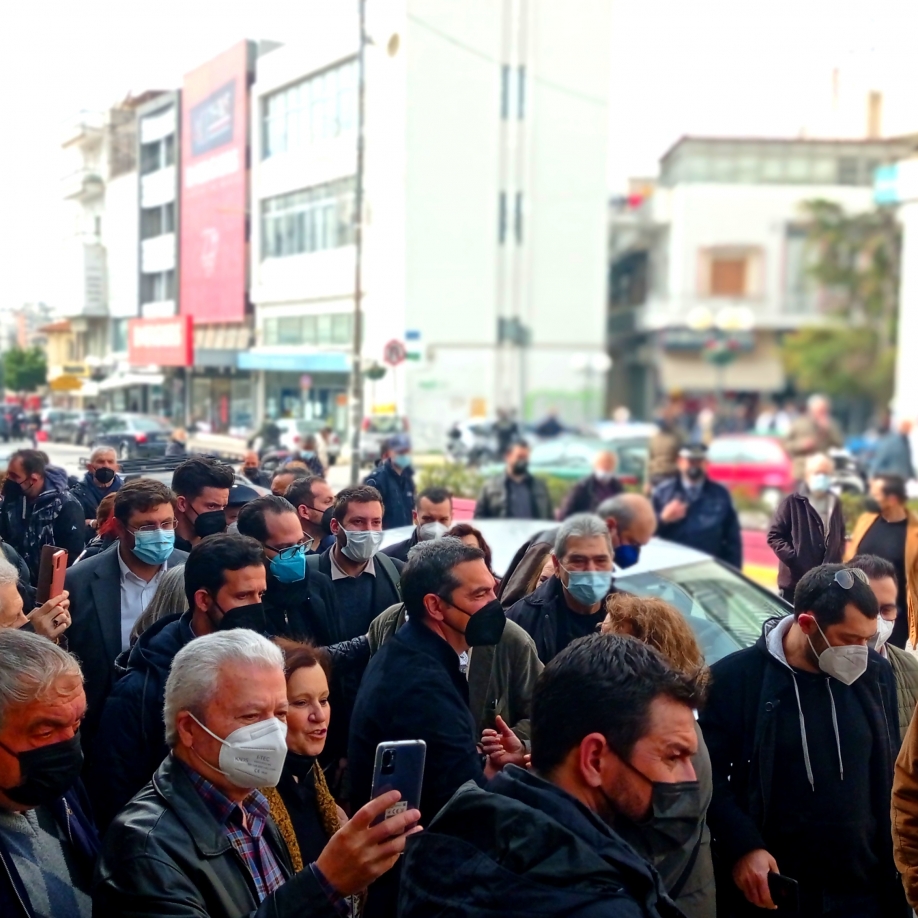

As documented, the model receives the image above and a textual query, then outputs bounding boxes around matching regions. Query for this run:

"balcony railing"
[61,169,104,201]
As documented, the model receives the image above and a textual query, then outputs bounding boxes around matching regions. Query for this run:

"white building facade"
[248,0,613,449]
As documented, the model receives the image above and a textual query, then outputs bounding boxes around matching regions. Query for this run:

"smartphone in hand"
[36,546,68,604]
[370,740,426,826]
[767,871,799,911]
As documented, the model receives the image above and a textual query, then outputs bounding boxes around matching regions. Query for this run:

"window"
[140,203,175,240]
[498,191,507,244]
[838,157,860,185]
[264,318,279,345]
[500,65,510,119]
[261,177,357,259]
[262,59,358,159]
[517,65,526,119]
[278,316,301,345]
[710,258,746,296]
[140,136,175,175]
[140,269,175,304]
[111,318,129,353]
[261,312,353,346]
[514,192,523,244]
[332,313,352,343]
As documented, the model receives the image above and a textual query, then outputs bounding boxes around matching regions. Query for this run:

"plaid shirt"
[181,762,286,903]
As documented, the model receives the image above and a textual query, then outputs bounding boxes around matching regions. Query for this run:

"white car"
[379,519,788,665]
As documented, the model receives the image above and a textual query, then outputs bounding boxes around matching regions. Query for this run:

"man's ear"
[412,510,420,526]
[551,553,562,576]
[797,612,817,636]
[329,517,341,536]
[193,588,212,616]
[577,733,610,789]
[423,593,447,623]
[175,495,188,514]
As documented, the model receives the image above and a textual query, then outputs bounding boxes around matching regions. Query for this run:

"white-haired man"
[0,629,97,917]
[70,445,122,542]
[95,630,420,918]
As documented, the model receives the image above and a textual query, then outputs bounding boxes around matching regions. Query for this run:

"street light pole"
[349,0,367,486]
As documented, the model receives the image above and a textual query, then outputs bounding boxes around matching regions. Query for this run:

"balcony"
[57,241,108,319]
[62,168,104,201]
[61,111,105,148]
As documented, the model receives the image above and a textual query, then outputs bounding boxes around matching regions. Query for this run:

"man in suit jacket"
[65,478,188,749]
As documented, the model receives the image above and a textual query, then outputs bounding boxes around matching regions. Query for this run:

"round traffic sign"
[383,339,407,367]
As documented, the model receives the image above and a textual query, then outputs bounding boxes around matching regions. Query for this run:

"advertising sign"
[180,41,251,324]
[129,316,194,367]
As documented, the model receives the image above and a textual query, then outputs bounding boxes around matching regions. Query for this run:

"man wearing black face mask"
[399,634,697,918]
[652,444,742,568]
[285,475,336,554]
[0,629,100,918]
[70,445,123,544]
[87,533,268,829]
[170,456,234,552]
[350,536,508,915]
[475,441,553,520]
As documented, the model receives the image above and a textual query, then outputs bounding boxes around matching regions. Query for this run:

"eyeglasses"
[128,520,178,533]
[264,541,308,559]
[834,568,869,590]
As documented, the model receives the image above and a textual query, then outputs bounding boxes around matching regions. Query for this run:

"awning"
[237,350,351,373]
[194,324,252,351]
[98,373,165,392]
[658,349,784,393]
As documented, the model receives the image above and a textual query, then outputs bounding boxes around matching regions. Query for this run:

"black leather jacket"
[93,755,339,918]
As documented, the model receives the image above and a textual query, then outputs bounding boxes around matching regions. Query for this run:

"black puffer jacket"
[400,765,682,918]
[363,459,416,529]
[94,756,339,918]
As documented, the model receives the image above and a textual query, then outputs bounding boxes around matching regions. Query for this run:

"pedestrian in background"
[558,449,623,518]
[364,434,415,529]
[785,394,843,482]
[648,405,684,487]
[70,445,122,543]
[871,417,916,481]
[845,474,918,650]
[767,453,845,602]
[474,441,552,520]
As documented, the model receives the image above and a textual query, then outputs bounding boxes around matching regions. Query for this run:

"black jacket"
[0,465,85,583]
[0,782,100,918]
[70,470,123,542]
[767,488,845,593]
[381,527,420,563]
[474,472,554,521]
[506,574,611,664]
[64,542,188,749]
[93,755,339,918]
[400,765,682,918]
[349,618,486,818]
[699,616,903,914]
[651,477,742,568]
[559,474,625,519]
[363,460,416,529]
[262,565,343,644]
[87,610,195,829]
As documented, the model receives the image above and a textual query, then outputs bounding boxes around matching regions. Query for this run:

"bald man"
[597,493,657,569]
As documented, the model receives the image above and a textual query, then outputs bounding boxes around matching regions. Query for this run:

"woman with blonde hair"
[601,593,715,918]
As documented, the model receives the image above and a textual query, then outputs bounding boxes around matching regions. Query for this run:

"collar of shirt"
[329,549,376,580]
[178,757,271,838]
[117,544,170,582]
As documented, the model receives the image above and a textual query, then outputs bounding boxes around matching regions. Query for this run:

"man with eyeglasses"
[64,479,189,753]
[700,563,903,917]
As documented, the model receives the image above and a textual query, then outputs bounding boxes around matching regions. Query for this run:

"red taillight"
[136,433,147,444]
[361,418,371,431]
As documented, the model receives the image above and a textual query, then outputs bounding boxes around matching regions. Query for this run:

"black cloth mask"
[193,509,227,539]
[685,466,705,482]
[863,497,882,515]
[93,467,116,485]
[454,598,507,647]
[511,460,529,477]
[215,601,267,633]
[0,734,83,806]
[319,507,334,536]
[2,479,23,501]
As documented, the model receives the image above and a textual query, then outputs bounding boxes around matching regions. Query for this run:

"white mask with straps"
[189,714,288,788]
[868,616,895,654]
[806,622,868,686]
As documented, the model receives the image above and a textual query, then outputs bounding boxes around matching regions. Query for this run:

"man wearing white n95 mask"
[308,486,403,641]
[700,564,904,917]
[94,630,420,918]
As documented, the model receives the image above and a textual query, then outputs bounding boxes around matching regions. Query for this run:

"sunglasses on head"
[833,568,869,590]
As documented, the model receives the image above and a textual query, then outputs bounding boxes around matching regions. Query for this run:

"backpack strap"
[374,551,402,599]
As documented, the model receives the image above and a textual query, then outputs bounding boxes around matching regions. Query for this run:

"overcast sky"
[2,0,917,310]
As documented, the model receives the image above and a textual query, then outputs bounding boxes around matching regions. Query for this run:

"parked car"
[88,414,174,460]
[48,409,100,445]
[379,519,788,665]
[276,419,342,465]
[359,414,409,467]
[706,435,794,508]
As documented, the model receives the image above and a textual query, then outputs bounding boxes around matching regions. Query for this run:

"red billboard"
[129,316,193,367]
[179,41,251,324]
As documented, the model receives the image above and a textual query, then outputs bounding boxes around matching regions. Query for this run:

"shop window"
[332,313,352,343]
[278,316,302,345]
[301,315,317,344]
[263,318,279,345]
[710,259,746,297]
[317,314,333,344]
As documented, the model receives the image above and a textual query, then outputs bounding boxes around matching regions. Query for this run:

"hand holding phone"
[36,546,68,605]
[370,740,426,826]
[28,592,71,643]
[767,871,799,911]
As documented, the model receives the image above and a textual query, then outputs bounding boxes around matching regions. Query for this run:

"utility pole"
[349,0,368,486]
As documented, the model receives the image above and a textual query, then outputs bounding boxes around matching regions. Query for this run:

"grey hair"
[0,630,83,729]
[89,445,117,464]
[554,513,612,558]
[807,393,829,412]
[805,452,832,474]
[163,630,284,746]
[0,555,20,590]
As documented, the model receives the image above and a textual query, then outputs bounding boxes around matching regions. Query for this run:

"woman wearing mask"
[601,594,715,918]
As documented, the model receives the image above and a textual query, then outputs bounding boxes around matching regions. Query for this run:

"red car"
[706,435,795,507]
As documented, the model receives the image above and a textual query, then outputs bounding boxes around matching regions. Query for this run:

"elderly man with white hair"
[506,513,614,663]
[0,555,71,642]
[94,629,420,918]
[0,629,98,917]
[69,445,122,543]
[767,452,845,602]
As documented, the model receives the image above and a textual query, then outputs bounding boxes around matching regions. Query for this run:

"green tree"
[2,346,47,392]
[781,199,900,406]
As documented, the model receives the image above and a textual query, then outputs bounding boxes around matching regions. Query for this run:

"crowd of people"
[4,415,918,917]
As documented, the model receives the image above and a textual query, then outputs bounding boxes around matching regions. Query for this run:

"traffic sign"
[383,339,407,366]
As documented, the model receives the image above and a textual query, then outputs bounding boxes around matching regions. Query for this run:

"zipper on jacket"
[0,848,28,917]
[63,798,74,845]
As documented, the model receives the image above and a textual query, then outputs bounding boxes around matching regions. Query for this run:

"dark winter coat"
[70,470,123,542]
[87,611,194,829]
[93,756,339,918]
[363,460,416,529]
[0,466,85,583]
[559,474,624,519]
[0,782,100,918]
[381,527,419,563]
[698,616,903,915]
[870,431,915,480]
[474,472,553,520]
[766,488,845,594]
[651,477,742,568]
[399,765,683,918]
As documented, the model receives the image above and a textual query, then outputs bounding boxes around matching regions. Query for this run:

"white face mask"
[868,616,895,654]
[417,521,448,542]
[341,528,384,561]
[807,621,869,685]
[189,714,288,788]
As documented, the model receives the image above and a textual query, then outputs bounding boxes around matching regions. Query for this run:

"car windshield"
[129,416,171,432]
[615,559,788,664]
[366,416,403,434]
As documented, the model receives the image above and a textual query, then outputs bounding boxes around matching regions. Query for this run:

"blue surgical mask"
[131,529,175,566]
[809,474,831,495]
[269,546,307,584]
[614,544,641,569]
[393,453,412,470]
[301,451,316,460]
[562,567,613,605]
